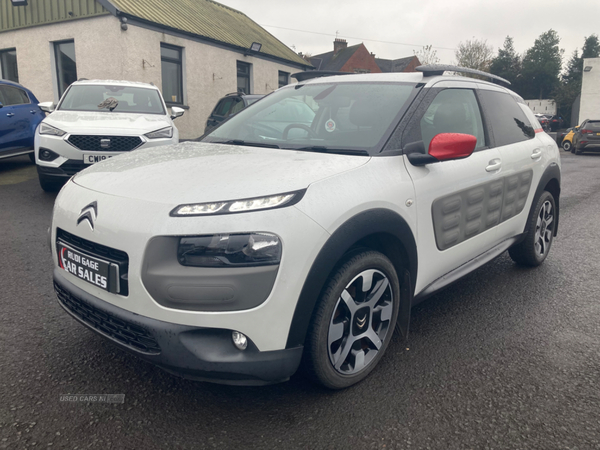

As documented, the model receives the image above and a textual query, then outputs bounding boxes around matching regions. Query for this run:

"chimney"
[333,38,347,55]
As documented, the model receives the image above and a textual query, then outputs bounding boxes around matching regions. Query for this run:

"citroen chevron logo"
[356,315,367,329]
[77,201,98,230]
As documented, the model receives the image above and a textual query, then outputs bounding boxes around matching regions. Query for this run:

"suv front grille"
[55,282,161,355]
[67,135,143,152]
[57,228,129,296]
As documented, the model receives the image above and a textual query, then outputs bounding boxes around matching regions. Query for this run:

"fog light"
[232,331,248,350]
[39,148,59,162]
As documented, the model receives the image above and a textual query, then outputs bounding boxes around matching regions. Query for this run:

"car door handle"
[485,159,502,172]
[30,110,37,114]
[531,148,542,159]
[6,113,14,117]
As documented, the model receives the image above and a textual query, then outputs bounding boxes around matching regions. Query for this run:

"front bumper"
[53,268,303,385]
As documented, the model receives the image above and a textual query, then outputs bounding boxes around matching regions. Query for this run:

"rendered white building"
[578,57,600,124]
[0,0,312,139]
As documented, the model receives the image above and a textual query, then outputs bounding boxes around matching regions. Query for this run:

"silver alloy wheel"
[562,141,571,152]
[327,269,394,375]
[535,200,554,258]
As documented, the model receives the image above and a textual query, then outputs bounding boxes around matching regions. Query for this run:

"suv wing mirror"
[407,133,477,166]
[170,106,185,120]
[38,102,55,113]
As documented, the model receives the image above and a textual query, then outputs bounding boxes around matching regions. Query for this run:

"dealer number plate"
[57,241,119,292]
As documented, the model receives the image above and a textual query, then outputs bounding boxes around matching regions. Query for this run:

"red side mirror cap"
[428,133,477,161]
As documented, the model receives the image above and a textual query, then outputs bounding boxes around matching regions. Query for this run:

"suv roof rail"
[416,65,511,85]
[291,71,352,82]
[77,78,89,82]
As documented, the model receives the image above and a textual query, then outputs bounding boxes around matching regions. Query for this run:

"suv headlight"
[178,233,281,267]
[39,123,66,136]
[170,190,304,217]
[145,126,173,139]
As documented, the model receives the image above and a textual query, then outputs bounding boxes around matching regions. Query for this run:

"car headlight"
[170,190,304,217]
[178,233,281,267]
[145,126,173,139]
[39,123,66,137]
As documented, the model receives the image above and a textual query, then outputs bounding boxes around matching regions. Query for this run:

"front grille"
[68,135,143,152]
[57,228,129,296]
[55,282,161,355]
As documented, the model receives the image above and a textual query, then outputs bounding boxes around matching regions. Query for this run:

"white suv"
[50,67,561,389]
[35,80,184,191]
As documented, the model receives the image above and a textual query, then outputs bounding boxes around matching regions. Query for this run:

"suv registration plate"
[83,153,120,165]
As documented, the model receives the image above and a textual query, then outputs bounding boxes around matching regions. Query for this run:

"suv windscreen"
[58,85,165,115]
[203,81,417,154]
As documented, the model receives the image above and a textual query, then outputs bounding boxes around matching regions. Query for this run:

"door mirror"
[38,102,55,113]
[170,106,185,120]
[0,102,3,108]
[406,133,477,166]
[429,133,477,161]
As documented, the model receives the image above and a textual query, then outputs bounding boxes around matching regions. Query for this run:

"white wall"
[524,99,556,115]
[0,15,305,138]
[579,57,600,124]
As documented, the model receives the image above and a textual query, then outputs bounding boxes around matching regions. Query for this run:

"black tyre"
[28,152,35,163]
[38,174,64,192]
[509,191,556,266]
[304,250,400,389]
[574,146,584,155]
[562,141,571,152]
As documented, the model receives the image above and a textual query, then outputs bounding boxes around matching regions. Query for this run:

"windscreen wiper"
[293,146,369,156]
[212,139,280,149]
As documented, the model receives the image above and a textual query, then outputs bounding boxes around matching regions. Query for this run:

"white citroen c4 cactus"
[50,67,561,389]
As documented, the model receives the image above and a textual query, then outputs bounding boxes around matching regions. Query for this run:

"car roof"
[71,79,159,90]
[0,78,32,91]
[293,71,519,100]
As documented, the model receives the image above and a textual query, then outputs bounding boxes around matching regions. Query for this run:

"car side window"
[215,98,234,117]
[229,98,245,116]
[420,89,486,152]
[0,86,30,106]
[478,90,534,147]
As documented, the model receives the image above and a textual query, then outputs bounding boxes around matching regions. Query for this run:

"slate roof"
[309,44,363,71]
[375,56,417,73]
[99,0,311,68]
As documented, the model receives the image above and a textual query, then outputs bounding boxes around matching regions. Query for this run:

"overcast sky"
[218,0,599,66]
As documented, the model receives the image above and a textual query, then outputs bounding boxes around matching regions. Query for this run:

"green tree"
[520,29,563,100]
[581,34,600,59]
[489,36,523,93]
[555,35,599,126]
[454,39,494,73]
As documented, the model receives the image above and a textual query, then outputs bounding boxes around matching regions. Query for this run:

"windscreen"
[204,81,416,153]
[58,85,165,115]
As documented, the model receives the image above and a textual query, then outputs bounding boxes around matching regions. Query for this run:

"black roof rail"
[291,71,352,82]
[77,78,89,82]
[416,65,511,85]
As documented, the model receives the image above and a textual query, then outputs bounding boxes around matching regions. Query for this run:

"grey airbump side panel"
[432,169,533,250]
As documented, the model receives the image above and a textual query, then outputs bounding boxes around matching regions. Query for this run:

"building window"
[278,71,289,88]
[54,40,77,98]
[0,48,19,83]
[237,61,251,94]
[161,44,184,105]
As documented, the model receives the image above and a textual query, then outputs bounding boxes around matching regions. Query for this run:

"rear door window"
[479,90,535,147]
